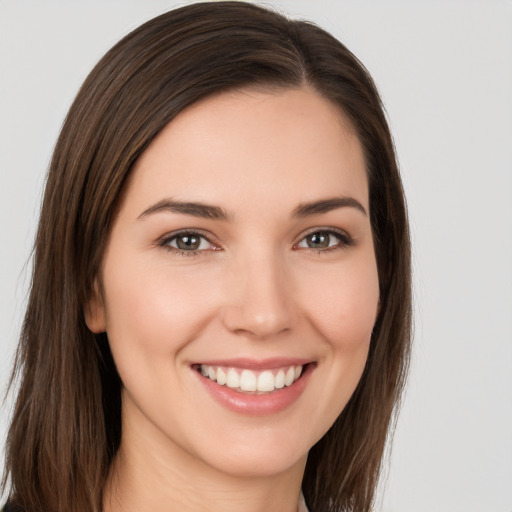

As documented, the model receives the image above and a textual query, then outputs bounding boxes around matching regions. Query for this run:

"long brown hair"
[3,3,411,511]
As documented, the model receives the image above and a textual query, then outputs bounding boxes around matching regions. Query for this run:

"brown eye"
[297,230,350,251]
[165,232,212,252]
[305,232,331,249]
[176,234,201,250]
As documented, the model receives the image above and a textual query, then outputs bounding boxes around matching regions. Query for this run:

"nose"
[221,252,297,339]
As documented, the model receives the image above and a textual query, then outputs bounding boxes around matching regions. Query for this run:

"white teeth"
[275,369,285,389]
[199,364,304,393]
[226,368,240,388]
[257,370,275,392]
[284,367,295,386]
[216,367,227,385]
[240,370,257,392]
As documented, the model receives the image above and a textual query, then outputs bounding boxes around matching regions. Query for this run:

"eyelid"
[158,229,220,255]
[294,227,353,251]
[157,226,353,256]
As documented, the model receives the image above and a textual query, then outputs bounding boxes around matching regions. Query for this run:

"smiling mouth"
[193,363,310,394]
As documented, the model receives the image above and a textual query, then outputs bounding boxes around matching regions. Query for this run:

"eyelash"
[294,228,353,254]
[158,228,353,257]
[158,230,217,257]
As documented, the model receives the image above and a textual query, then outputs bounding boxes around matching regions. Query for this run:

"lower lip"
[194,364,314,416]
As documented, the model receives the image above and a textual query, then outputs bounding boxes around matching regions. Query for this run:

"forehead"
[121,86,368,217]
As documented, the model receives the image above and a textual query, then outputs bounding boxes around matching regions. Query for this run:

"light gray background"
[1,1,511,511]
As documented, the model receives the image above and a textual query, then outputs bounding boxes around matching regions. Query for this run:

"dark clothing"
[2,503,25,512]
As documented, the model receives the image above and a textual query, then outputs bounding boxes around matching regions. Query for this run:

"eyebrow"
[292,196,367,217]
[138,199,230,221]
[138,195,367,222]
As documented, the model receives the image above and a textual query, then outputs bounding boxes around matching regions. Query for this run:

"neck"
[103,406,307,512]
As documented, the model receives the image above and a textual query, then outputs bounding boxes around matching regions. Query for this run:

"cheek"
[300,255,380,350]
[300,255,379,429]
[100,256,219,374]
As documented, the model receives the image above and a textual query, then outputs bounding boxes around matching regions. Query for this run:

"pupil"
[177,235,200,250]
[308,232,329,248]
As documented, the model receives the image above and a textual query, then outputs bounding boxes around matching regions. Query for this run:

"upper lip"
[191,357,313,370]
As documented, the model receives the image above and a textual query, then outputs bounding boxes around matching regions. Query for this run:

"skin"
[86,86,380,512]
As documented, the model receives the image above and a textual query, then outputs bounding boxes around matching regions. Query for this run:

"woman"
[2,2,411,511]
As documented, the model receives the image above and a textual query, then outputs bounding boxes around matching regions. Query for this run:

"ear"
[84,279,107,333]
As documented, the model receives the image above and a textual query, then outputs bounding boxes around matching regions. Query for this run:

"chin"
[205,445,308,479]
[180,420,316,479]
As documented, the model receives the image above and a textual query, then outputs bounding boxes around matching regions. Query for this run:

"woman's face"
[87,87,379,478]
